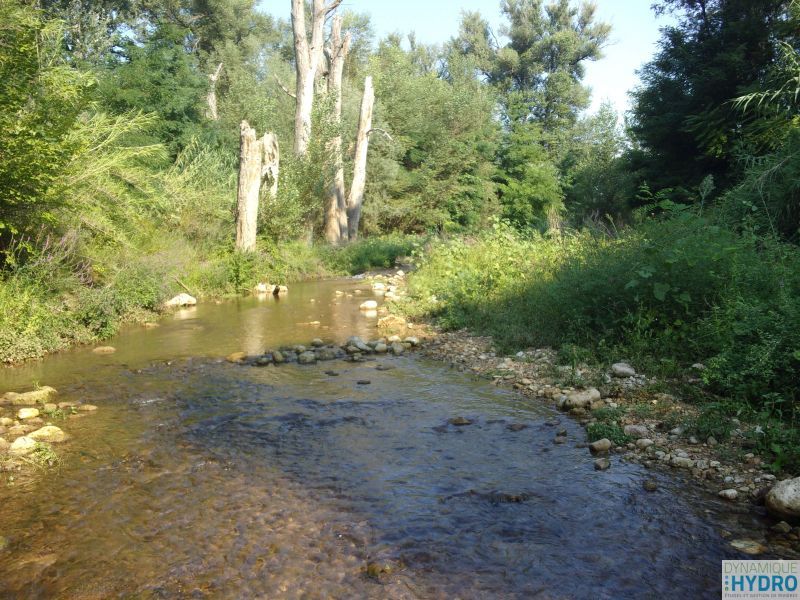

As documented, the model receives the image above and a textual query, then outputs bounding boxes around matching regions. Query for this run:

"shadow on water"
[0,278,758,598]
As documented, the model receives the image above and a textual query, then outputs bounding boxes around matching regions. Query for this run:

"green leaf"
[653,282,670,301]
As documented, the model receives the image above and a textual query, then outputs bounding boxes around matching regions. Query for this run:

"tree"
[322,14,350,243]
[0,2,93,240]
[236,121,279,251]
[629,0,792,194]
[453,0,610,138]
[290,0,341,156]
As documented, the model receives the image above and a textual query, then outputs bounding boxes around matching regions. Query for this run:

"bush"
[406,211,800,417]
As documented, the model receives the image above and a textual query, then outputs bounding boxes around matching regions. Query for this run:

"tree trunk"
[346,76,374,241]
[291,0,338,156]
[260,132,280,200]
[323,15,351,244]
[206,62,223,121]
[236,121,262,251]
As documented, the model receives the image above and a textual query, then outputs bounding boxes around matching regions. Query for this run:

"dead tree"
[236,122,280,251]
[346,76,374,241]
[206,62,223,121]
[290,0,341,156]
[322,15,351,244]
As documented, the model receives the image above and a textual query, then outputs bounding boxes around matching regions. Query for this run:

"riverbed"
[0,278,755,598]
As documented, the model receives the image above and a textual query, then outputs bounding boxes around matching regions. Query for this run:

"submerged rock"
[448,417,474,426]
[729,539,767,555]
[643,480,658,492]
[2,386,57,406]
[92,346,116,354]
[28,426,66,443]
[594,458,611,471]
[78,404,98,412]
[766,477,800,522]
[226,352,247,364]
[507,423,528,432]
[9,436,36,455]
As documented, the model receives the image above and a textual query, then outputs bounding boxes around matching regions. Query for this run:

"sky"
[260,0,675,116]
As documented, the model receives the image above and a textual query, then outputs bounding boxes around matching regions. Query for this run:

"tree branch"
[274,75,296,99]
[367,127,393,141]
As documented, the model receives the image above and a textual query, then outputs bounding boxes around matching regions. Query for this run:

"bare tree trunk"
[206,62,223,121]
[323,15,351,244]
[346,76,374,241]
[261,132,280,200]
[291,0,340,156]
[236,121,263,251]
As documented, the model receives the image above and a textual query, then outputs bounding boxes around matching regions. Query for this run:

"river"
[0,277,757,598]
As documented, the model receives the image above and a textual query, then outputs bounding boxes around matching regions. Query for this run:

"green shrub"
[586,422,630,445]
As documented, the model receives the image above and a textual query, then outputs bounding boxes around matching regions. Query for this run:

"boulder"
[254,282,275,294]
[390,343,405,356]
[272,350,285,364]
[9,436,36,455]
[403,336,420,347]
[2,386,57,406]
[564,388,601,410]
[766,477,800,522]
[373,342,388,354]
[0,437,8,452]
[164,293,196,308]
[670,456,695,469]
[718,489,738,501]
[28,426,66,443]
[274,285,289,295]
[297,351,317,365]
[311,338,325,347]
[635,438,655,449]
[371,282,386,291]
[623,424,649,439]
[315,348,337,361]
[611,362,636,378]
[589,438,612,455]
[360,300,378,311]
[0,417,13,426]
[17,408,39,420]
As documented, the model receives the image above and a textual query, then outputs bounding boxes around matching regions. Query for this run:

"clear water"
[0,278,762,598]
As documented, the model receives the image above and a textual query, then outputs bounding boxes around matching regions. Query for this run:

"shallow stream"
[0,278,761,598]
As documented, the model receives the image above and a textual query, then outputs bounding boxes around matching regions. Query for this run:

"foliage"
[406,213,800,415]
[586,422,630,445]
[0,2,94,240]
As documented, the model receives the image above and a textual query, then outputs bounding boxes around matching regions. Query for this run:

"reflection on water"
[0,278,748,598]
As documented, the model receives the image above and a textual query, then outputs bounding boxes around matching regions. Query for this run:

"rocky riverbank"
[360,265,800,558]
[0,386,98,482]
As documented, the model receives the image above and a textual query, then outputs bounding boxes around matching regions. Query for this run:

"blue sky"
[259,0,674,116]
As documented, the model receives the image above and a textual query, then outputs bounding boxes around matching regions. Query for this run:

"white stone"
[766,477,800,521]
[9,436,36,455]
[164,293,196,308]
[718,489,738,501]
[360,300,378,310]
[623,424,649,439]
[17,408,39,420]
[611,362,636,378]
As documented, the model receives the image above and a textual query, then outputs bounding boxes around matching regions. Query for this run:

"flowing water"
[0,278,766,599]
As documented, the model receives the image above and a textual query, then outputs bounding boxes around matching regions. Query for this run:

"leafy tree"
[629,0,793,194]
[97,22,206,153]
[0,1,94,241]
[453,0,610,138]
